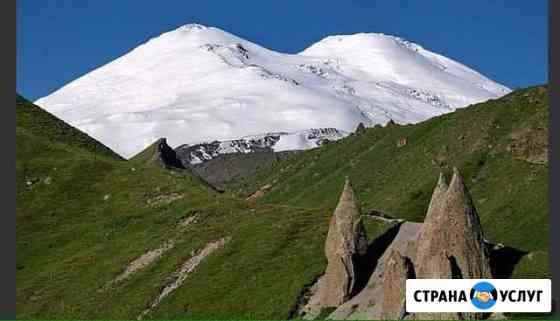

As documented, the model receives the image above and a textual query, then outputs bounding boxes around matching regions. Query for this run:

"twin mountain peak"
[35,23,510,159]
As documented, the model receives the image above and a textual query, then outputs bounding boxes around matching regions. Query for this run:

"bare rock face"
[416,168,491,279]
[324,169,494,320]
[355,122,367,135]
[424,173,449,223]
[328,222,422,320]
[382,250,415,320]
[138,138,223,193]
[320,179,368,307]
[150,138,186,170]
[415,168,492,320]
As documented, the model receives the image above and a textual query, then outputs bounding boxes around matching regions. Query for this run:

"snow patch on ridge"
[176,128,348,165]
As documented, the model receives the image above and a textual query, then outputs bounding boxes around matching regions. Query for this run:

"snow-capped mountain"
[36,23,510,158]
[176,128,348,165]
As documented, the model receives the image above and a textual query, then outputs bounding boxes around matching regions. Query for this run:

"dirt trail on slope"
[138,237,230,319]
[178,214,198,228]
[103,214,198,290]
[102,241,175,291]
[116,240,175,284]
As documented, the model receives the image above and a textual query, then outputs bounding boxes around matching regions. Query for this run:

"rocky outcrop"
[132,138,224,192]
[386,119,398,127]
[381,250,415,320]
[174,128,347,166]
[355,122,367,135]
[320,179,368,307]
[328,222,422,320]
[425,173,449,221]
[150,138,186,170]
[325,169,494,320]
[415,168,491,280]
[414,168,491,320]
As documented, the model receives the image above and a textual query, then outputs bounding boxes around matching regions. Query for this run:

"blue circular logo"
[470,282,497,310]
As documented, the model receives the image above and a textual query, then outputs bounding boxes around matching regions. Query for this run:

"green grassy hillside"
[17,95,372,319]
[16,86,550,320]
[232,86,549,260]
[16,95,123,161]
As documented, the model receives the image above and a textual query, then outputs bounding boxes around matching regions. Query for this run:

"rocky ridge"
[319,179,368,306]
[174,128,348,165]
[303,168,501,320]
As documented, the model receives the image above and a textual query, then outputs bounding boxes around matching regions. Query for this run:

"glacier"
[36,23,511,158]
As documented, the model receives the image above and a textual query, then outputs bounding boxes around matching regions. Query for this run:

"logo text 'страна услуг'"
[406,279,551,313]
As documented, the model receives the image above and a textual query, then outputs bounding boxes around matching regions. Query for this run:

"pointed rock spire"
[386,119,398,127]
[425,173,449,222]
[381,250,415,320]
[415,173,449,278]
[319,170,495,320]
[413,168,491,320]
[355,122,366,135]
[416,167,491,279]
[150,138,186,170]
[320,178,368,306]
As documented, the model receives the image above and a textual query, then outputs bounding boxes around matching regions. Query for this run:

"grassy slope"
[16,86,550,319]
[188,151,299,189]
[16,95,218,317]
[17,96,397,319]
[231,86,549,269]
[16,95,123,160]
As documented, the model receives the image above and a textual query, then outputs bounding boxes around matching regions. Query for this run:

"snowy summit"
[36,23,511,158]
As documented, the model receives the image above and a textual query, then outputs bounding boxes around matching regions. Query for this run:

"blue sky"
[17,0,548,100]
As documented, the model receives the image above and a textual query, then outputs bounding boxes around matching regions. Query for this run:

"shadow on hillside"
[352,222,404,297]
[489,245,528,278]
